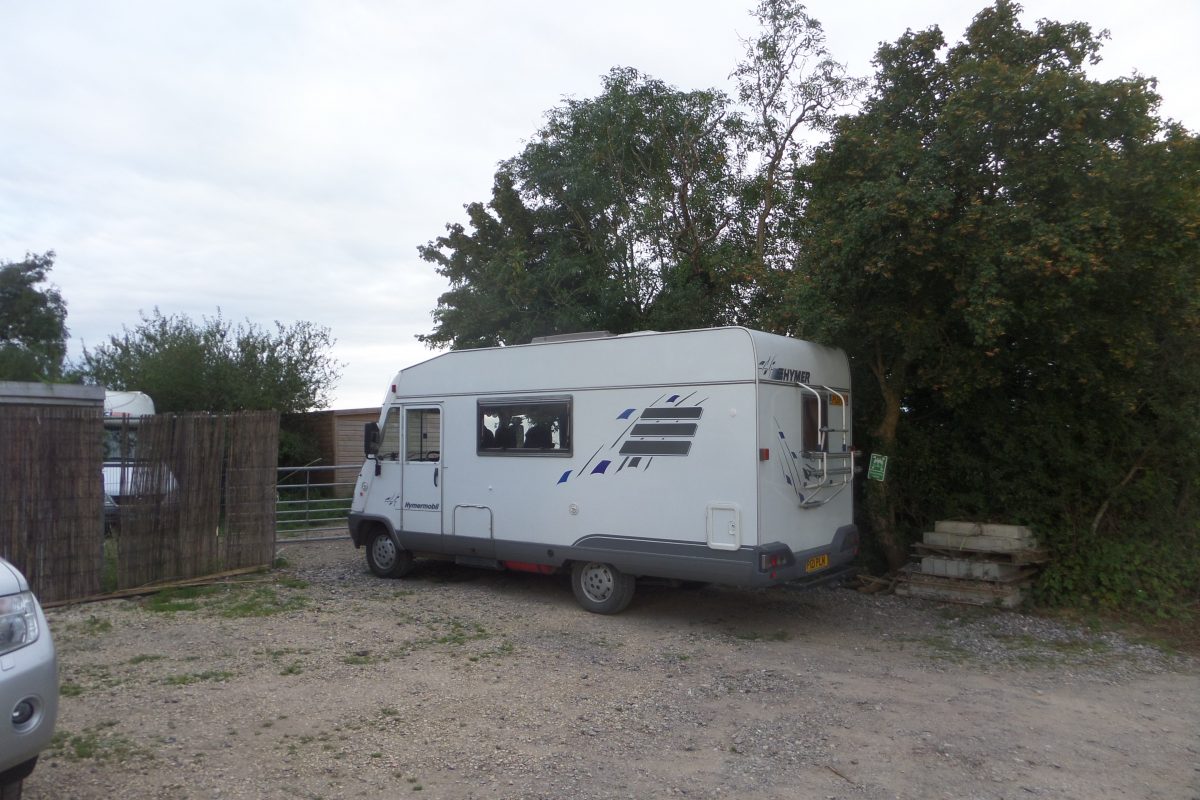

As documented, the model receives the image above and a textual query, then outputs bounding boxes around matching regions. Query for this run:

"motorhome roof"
[103,390,156,418]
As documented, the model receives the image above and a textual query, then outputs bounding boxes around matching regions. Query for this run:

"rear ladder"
[794,382,854,508]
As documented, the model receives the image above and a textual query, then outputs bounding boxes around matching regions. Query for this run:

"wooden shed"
[307,407,380,496]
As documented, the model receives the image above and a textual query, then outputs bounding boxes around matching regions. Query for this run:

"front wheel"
[365,529,413,578]
[1,779,23,800]
[570,561,636,614]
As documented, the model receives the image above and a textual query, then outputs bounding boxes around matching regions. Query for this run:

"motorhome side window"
[478,398,571,456]
[379,408,402,461]
[406,408,441,462]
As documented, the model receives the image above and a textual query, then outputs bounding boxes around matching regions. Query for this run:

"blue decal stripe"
[617,408,637,420]
[558,470,572,484]
[591,460,612,475]
[579,444,604,475]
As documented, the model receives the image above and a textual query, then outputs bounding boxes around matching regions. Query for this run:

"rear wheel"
[365,529,413,578]
[1,779,23,800]
[570,561,635,614]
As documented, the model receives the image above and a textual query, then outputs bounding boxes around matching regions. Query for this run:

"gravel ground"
[25,540,1200,800]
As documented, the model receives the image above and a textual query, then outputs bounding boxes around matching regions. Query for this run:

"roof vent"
[529,331,614,344]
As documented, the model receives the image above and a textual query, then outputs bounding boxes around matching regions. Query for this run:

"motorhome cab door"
[401,405,443,534]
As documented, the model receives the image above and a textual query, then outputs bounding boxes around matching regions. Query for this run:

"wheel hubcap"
[579,563,615,603]
[371,536,397,571]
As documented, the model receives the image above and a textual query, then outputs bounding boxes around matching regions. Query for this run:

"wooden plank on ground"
[897,570,1032,608]
[896,577,1028,609]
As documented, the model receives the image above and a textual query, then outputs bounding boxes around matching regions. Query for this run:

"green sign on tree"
[868,454,888,482]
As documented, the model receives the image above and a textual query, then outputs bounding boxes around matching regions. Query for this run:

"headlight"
[0,592,40,656]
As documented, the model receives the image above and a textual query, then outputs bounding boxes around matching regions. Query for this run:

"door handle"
[434,467,439,487]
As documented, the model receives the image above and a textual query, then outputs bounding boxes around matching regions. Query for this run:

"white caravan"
[349,327,858,613]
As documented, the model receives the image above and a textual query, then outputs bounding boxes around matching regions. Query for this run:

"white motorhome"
[349,327,859,613]
[102,390,157,526]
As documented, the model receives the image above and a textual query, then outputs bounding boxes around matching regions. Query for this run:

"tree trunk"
[869,360,907,572]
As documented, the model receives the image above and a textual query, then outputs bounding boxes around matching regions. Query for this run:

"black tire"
[570,561,636,614]
[1,779,23,800]
[365,529,413,578]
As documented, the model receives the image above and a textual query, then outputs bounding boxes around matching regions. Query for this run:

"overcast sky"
[2,1,1195,409]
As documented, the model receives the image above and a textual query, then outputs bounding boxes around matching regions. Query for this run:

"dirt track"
[28,540,1200,800]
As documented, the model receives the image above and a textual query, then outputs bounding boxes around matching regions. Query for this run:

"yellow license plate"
[805,554,829,572]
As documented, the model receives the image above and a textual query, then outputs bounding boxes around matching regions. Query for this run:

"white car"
[0,558,57,800]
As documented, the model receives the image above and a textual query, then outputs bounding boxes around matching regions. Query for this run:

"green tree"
[419,67,753,348]
[80,309,342,414]
[781,1,1200,610]
[733,0,862,273]
[418,4,863,349]
[0,251,68,381]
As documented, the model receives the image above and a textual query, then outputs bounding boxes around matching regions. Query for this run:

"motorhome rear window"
[478,397,572,456]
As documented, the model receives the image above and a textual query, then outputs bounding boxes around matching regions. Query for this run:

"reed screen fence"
[0,404,104,603]
[0,407,278,603]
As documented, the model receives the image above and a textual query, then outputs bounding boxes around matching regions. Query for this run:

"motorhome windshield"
[102,424,138,461]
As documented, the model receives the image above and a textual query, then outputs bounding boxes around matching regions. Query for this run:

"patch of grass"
[733,630,792,642]
[218,585,310,618]
[280,662,304,676]
[342,650,382,666]
[128,654,165,665]
[143,585,222,613]
[1047,637,1113,655]
[428,618,489,646]
[140,582,310,619]
[467,640,516,662]
[984,631,1115,662]
[101,538,118,593]
[49,722,149,763]
[276,576,310,590]
[60,664,125,693]
[163,670,234,686]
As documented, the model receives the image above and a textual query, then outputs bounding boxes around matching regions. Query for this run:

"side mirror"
[364,421,380,457]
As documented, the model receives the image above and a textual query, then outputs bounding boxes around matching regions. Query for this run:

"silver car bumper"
[0,595,58,784]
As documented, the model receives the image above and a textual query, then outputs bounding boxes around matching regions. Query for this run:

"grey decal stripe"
[629,423,697,437]
[641,407,703,419]
[619,441,691,456]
